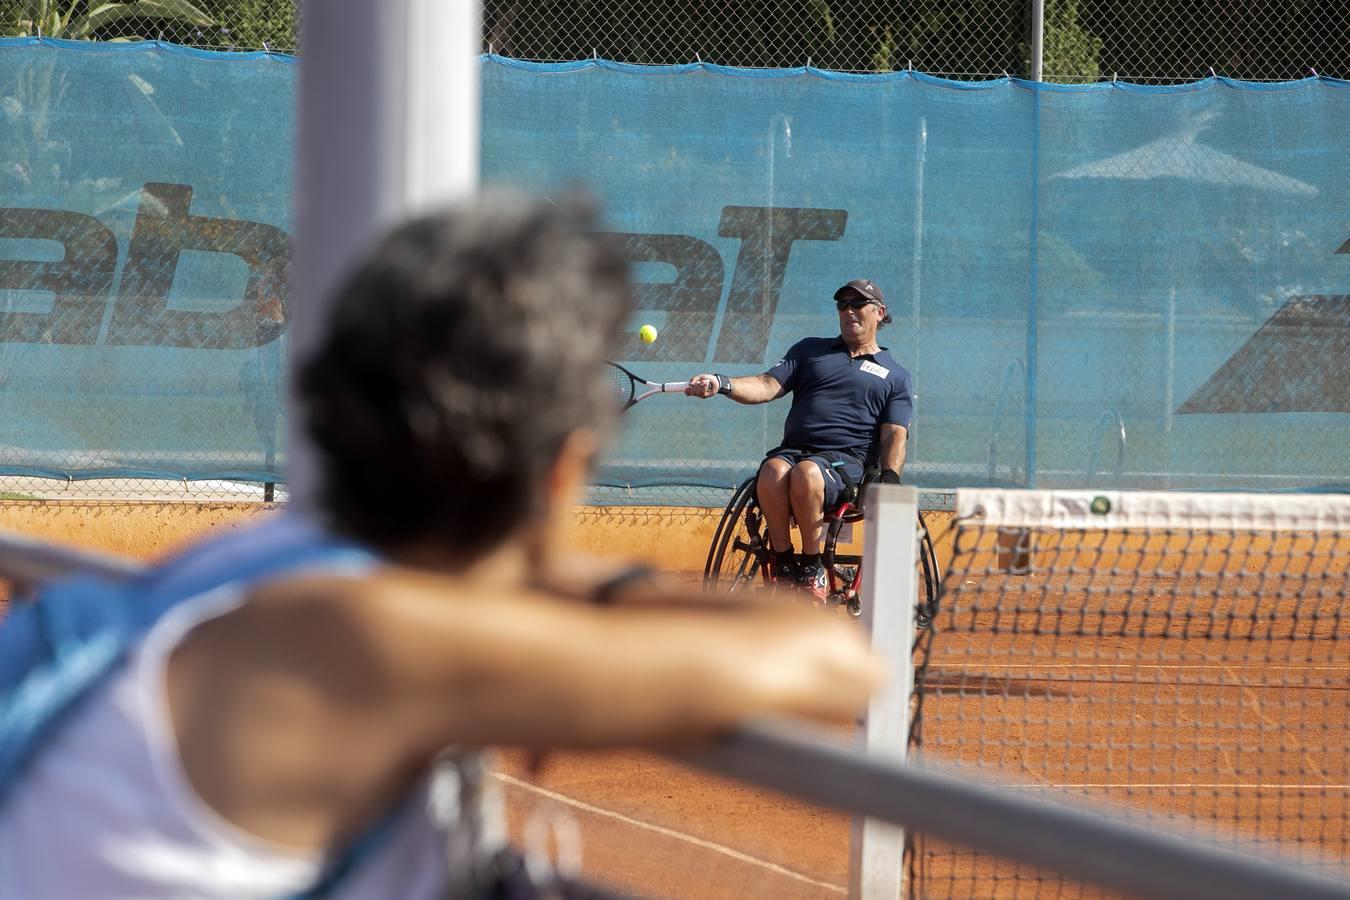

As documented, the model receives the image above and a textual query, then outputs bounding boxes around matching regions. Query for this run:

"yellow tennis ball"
[639,324,658,344]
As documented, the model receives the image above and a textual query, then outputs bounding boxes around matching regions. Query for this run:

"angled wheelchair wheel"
[704,476,770,593]
[837,510,942,626]
[916,510,942,629]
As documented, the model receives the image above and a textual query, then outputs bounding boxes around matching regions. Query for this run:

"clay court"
[483,515,1350,898]
[0,501,1346,897]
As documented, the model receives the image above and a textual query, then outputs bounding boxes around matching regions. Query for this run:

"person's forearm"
[441,607,772,747]
[532,555,765,608]
[688,372,781,404]
[373,589,876,751]
[882,437,906,477]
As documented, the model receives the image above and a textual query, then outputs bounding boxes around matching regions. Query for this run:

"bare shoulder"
[169,571,413,720]
[234,568,596,676]
[164,569,465,847]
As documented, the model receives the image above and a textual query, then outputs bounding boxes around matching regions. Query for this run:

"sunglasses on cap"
[835,295,878,311]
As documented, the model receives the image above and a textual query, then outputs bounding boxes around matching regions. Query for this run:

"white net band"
[957,488,1350,532]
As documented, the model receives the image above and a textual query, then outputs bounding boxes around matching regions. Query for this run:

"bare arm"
[879,423,908,478]
[531,552,769,608]
[171,573,882,846]
[686,372,786,405]
[369,580,877,748]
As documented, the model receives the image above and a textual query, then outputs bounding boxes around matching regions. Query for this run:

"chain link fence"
[0,2,1345,504]
[1,2,1342,81]
[481,0,1349,82]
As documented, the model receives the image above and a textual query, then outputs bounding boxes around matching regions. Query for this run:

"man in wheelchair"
[688,278,913,601]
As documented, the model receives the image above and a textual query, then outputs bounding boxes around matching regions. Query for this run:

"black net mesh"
[908,490,1350,896]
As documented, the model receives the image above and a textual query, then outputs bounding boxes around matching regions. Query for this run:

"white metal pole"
[910,117,927,465]
[849,484,919,899]
[1025,0,1045,486]
[1030,0,1045,81]
[1165,287,1176,433]
[289,0,481,508]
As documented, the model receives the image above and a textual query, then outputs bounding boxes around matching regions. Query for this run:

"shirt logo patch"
[859,360,890,379]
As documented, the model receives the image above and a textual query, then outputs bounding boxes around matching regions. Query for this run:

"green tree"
[198,0,295,52]
[1034,0,1102,81]
[0,0,299,52]
[2,0,214,40]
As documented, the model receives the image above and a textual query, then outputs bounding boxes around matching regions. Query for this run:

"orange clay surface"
[493,746,856,899]
[489,571,1349,898]
[1,504,1346,897]
[487,522,1349,898]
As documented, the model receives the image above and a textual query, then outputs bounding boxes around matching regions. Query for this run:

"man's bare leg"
[757,458,795,552]
[788,462,827,555]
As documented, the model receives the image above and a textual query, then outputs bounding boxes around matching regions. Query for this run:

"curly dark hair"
[298,191,632,557]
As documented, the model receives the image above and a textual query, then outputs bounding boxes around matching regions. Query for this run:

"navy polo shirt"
[766,337,913,464]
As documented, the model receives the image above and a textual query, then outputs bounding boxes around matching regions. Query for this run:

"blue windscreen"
[484,59,1350,494]
[0,38,295,481]
[1,41,1346,494]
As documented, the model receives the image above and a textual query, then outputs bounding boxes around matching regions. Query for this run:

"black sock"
[797,552,822,569]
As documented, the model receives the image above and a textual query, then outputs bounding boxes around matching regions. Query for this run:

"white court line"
[492,771,846,895]
[937,663,1350,672]
[1027,783,1350,791]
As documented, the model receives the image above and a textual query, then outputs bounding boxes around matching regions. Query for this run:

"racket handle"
[664,382,691,392]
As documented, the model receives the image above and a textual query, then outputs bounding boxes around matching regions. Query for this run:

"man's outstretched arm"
[686,372,785,405]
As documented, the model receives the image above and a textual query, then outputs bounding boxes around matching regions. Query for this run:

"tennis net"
[909,489,1350,896]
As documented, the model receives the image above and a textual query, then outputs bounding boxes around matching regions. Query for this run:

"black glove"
[878,468,902,485]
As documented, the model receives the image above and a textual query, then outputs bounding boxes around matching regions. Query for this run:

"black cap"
[834,278,884,305]
[834,278,892,324]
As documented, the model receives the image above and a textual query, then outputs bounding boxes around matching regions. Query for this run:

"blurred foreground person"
[0,191,881,899]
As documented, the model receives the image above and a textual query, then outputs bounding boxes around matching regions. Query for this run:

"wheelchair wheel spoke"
[705,476,770,592]
[916,511,943,629]
[728,552,760,590]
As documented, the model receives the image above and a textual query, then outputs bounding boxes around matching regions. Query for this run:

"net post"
[849,483,918,899]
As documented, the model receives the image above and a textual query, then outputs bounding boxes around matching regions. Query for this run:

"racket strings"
[607,366,636,409]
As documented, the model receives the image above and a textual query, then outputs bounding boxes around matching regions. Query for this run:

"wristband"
[714,374,733,396]
[590,564,656,606]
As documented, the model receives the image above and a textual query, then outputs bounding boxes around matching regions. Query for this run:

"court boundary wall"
[0,501,956,575]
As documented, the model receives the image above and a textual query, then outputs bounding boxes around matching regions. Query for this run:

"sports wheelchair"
[703,471,942,624]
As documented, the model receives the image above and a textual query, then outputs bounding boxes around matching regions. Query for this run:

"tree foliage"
[194,0,294,51]
[0,0,214,41]
[1031,0,1102,81]
[0,0,296,50]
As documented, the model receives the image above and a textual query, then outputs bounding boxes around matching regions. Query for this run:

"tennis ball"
[639,324,658,344]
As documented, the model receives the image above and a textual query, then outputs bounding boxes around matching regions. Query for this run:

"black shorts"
[760,448,865,511]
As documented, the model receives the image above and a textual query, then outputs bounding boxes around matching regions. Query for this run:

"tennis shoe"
[796,562,829,603]
[768,550,798,586]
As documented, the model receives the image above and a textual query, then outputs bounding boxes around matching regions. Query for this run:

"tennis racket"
[607,363,690,413]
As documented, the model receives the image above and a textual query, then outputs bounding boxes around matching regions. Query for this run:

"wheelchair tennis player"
[688,278,913,601]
